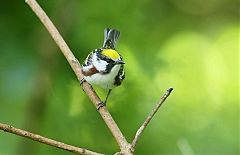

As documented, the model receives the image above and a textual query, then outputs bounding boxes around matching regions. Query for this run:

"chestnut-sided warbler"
[81,28,125,109]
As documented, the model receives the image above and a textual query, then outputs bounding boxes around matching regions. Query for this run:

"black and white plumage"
[81,28,125,107]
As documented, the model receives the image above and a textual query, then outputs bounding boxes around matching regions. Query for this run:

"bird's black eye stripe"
[106,58,114,63]
[102,56,114,63]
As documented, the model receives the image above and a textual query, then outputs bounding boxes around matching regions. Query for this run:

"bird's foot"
[79,77,86,85]
[97,101,106,110]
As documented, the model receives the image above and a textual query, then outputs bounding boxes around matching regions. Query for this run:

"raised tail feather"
[103,28,120,49]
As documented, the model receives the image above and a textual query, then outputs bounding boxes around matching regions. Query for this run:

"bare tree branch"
[131,88,173,151]
[25,0,132,154]
[0,123,103,155]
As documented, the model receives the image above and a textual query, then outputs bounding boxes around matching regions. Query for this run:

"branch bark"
[131,88,173,151]
[25,0,132,154]
[0,123,103,155]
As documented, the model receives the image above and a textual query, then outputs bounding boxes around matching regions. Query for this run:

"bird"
[80,28,125,109]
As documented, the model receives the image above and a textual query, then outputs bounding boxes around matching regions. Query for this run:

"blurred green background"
[0,0,239,155]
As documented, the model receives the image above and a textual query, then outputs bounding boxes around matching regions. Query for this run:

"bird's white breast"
[84,65,121,89]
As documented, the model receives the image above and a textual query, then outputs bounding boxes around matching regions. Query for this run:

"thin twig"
[0,123,103,155]
[25,0,131,154]
[131,88,173,150]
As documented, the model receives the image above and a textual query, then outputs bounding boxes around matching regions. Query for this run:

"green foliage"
[0,0,238,155]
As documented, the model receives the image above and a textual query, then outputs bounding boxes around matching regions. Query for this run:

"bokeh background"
[0,0,239,155]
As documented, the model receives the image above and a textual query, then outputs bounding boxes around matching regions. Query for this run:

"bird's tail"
[103,28,120,49]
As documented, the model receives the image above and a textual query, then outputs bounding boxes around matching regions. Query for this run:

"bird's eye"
[106,59,111,63]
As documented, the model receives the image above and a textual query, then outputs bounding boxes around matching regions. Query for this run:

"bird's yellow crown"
[102,49,120,60]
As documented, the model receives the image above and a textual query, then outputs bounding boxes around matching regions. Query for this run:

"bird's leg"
[97,89,112,110]
[104,89,112,105]
[79,77,86,85]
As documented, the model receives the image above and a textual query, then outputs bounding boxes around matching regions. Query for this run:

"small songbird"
[81,28,125,109]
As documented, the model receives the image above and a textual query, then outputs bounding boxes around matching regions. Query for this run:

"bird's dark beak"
[116,60,125,64]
